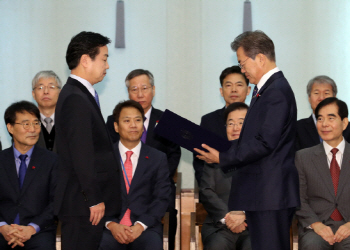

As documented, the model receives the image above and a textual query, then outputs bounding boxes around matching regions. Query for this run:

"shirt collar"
[323,137,345,155]
[40,113,55,123]
[312,113,317,125]
[144,107,152,121]
[70,74,96,97]
[13,145,35,159]
[256,67,280,91]
[118,140,142,158]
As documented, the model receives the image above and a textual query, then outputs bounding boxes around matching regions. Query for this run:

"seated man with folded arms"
[0,101,57,249]
[296,97,350,249]
[99,100,171,250]
[200,102,251,250]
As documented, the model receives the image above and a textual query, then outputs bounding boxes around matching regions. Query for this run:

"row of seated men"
[1,63,349,250]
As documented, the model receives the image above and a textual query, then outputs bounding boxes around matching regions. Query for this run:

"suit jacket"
[36,124,57,153]
[296,115,350,151]
[106,107,181,183]
[0,146,57,232]
[110,143,171,236]
[295,142,350,229]
[220,71,300,211]
[199,162,233,239]
[193,107,227,184]
[54,77,121,217]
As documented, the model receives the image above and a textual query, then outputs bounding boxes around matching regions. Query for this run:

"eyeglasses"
[238,58,249,69]
[14,121,41,130]
[33,85,61,91]
[129,86,153,94]
[226,121,244,128]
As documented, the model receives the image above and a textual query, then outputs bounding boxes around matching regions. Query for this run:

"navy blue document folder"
[154,109,232,154]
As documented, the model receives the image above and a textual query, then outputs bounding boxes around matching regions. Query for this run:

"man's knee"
[299,230,332,250]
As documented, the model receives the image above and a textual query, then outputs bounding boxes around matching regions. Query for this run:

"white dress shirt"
[255,67,280,92]
[40,113,55,128]
[70,74,96,98]
[144,107,152,131]
[323,138,345,169]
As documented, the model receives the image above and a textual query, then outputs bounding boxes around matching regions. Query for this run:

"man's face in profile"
[86,45,109,85]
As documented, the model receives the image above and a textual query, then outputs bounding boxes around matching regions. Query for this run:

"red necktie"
[120,151,133,226]
[330,148,343,221]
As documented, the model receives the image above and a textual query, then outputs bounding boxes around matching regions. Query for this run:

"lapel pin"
[145,156,149,159]
[256,94,260,97]
[155,120,159,127]
[32,166,36,170]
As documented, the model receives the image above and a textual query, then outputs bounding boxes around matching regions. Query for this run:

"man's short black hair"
[315,97,348,120]
[113,100,145,125]
[224,102,249,122]
[66,31,111,70]
[220,66,249,86]
[4,101,40,137]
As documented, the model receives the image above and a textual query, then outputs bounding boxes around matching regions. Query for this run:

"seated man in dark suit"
[100,100,171,250]
[32,70,62,152]
[0,101,57,249]
[296,75,350,150]
[296,97,350,249]
[200,102,251,250]
[106,69,180,250]
[193,66,250,184]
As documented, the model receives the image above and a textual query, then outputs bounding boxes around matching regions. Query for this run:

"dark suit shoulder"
[201,108,225,123]
[141,142,167,158]
[150,107,164,118]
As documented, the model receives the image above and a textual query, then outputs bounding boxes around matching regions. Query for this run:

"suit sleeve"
[220,87,292,171]
[295,152,321,227]
[60,95,102,207]
[165,140,181,179]
[137,154,171,228]
[30,155,58,229]
[199,163,229,223]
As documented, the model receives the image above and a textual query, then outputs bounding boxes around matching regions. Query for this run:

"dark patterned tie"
[330,148,343,221]
[252,86,258,97]
[14,154,28,224]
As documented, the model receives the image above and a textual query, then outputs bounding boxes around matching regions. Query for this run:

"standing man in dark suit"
[296,75,350,150]
[106,69,181,250]
[32,70,62,152]
[200,102,251,250]
[100,100,170,250]
[193,66,250,184]
[296,97,350,249]
[195,30,300,250]
[55,31,121,250]
[0,101,57,249]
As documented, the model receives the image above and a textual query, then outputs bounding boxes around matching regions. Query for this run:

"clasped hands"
[108,222,144,245]
[225,211,247,233]
[0,224,36,248]
[312,222,350,245]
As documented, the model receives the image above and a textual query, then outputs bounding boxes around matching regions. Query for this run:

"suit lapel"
[305,116,321,145]
[311,144,335,198]
[129,144,149,194]
[2,148,20,195]
[21,146,40,194]
[146,107,158,142]
[68,78,104,121]
[337,142,350,198]
[114,144,128,195]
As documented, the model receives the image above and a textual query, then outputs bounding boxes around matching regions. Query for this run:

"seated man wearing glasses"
[106,69,181,250]
[32,70,62,152]
[200,102,251,250]
[0,101,57,250]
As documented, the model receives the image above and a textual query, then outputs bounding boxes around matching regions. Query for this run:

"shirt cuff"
[135,221,147,231]
[28,223,40,233]
[220,218,226,224]
[0,222,8,227]
[105,221,112,230]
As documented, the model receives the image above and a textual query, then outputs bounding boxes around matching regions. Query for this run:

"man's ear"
[114,121,119,133]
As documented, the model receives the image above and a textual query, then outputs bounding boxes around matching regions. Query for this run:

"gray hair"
[32,70,62,90]
[306,75,337,97]
[125,69,154,88]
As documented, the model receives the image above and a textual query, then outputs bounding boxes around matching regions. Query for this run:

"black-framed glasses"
[14,121,41,130]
